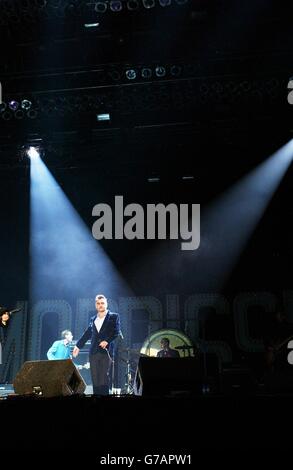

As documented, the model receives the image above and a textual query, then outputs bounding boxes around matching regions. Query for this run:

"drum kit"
[118,347,147,394]
[175,345,197,357]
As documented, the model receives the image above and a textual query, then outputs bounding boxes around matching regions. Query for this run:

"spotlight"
[95,2,107,13]
[126,69,137,80]
[110,0,122,11]
[8,100,19,111]
[2,111,12,121]
[27,146,40,159]
[141,68,152,79]
[170,65,182,77]
[27,109,38,119]
[21,99,32,110]
[0,102,7,113]
[155,66,166,78]
[127,0,139,10]
[15,109,25,120]
[159,0,171,6]
[142,0,155,8]
[109,70,121,81]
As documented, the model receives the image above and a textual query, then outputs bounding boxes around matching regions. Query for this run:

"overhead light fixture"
[109,70,121,81]
[127,0,139,10]
[141,67,152,79]
[27,109,38,119]
[95,2,107,13]
[84,22,100,28]
[142,0,155,8]
[182,176,195,181]
[27,146,40,160]
[155,66,166,78]
[35,0,47,8]
[15,110,25,120]
[9,100,19,111]
[147,177,160,183]
[2,111,12,121]
[110,0,122,11]
[170,65,182,77]
[97,113,110,121]
[126,69,137,80]
[21,99,32,110]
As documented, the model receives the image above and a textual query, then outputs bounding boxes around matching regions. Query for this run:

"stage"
[1,389,292,452]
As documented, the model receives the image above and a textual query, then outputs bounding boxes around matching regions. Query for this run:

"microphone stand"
[111,331,123,394]
[125,348,131,394]
[201,316,209,394]
[111,348,115,394]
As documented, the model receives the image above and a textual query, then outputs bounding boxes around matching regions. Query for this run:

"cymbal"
[175,345,195,350]
[119,347,141,355]
[119,352,148,363]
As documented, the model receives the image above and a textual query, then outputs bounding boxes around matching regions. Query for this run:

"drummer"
[157,338,180,358]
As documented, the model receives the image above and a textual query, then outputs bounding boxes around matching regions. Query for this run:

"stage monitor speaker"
[13,359,86,398]
[134,356,203,396]
[220,364,257,395]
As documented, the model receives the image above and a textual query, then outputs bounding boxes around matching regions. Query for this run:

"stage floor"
[1,390,292,454]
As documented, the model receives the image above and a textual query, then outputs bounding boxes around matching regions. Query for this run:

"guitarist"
[0,306,10,328]
[0,307,10,364]
[264,310,293,372]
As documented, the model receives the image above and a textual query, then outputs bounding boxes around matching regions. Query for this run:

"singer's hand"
[99,341,108,349]
[73,346,80,357]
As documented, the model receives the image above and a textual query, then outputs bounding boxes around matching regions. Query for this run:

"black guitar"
[265,335,293,370]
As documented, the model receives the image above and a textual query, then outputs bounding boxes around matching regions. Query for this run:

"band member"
[157,338,180,358]
[0,307,10,328]
[73,294,121,395]
[0,307,10,365]
[47,330,73,360]
[263,310,293,372]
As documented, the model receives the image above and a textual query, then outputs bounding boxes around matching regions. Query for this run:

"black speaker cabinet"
[13,359,86,397]
[134,356,203,396]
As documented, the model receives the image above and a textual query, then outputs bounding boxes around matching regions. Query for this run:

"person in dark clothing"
[0,307,10,328]
[157,338,180,358]
[0,307,10,364]
[263,311,293,372]
[73,294,120,395]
